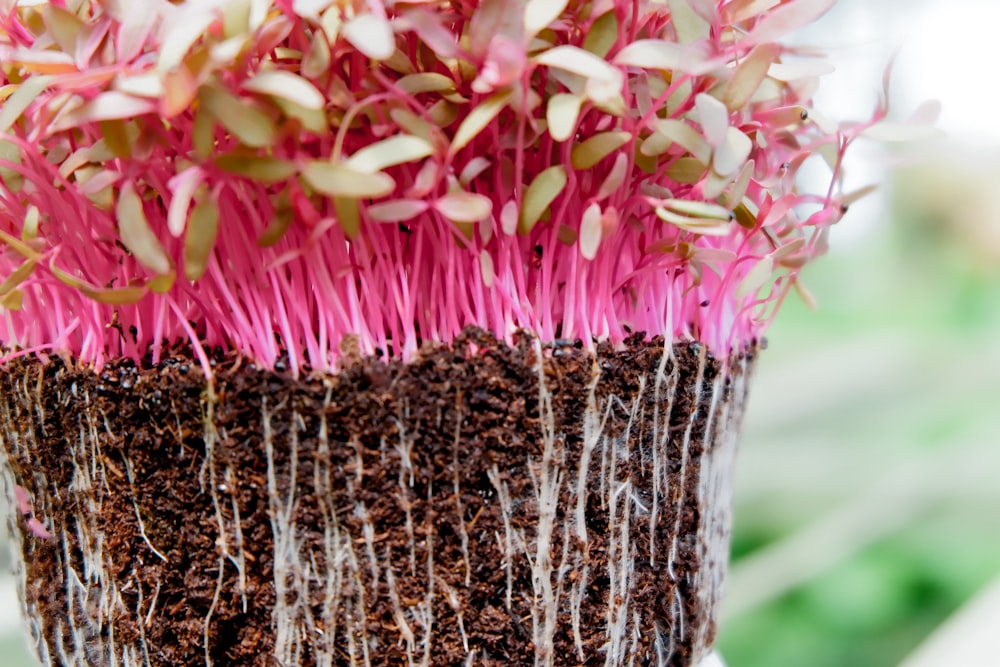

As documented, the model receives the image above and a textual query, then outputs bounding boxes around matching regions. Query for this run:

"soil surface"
[0,330,753,666]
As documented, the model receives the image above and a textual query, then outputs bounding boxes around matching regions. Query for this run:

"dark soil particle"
[0,329,754,667]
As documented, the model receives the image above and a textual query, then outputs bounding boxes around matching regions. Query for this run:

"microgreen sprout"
[0,0,892,374]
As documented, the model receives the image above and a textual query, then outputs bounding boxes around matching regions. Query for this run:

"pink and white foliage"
[0,0,882,374]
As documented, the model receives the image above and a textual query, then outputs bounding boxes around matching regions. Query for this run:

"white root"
[0,345,752,667]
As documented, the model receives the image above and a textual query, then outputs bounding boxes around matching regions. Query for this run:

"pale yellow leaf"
[643,119,712,163]
[713,127,753,177]
[519,165,567,234]
[117,182,172,275]
[302,31,332,79]
[301,161,396,198]
[723,43,781,110]
[243,70,325,110]
[115,73,164,98]
[579,202,602,259]
[546,93,583,142]
[661,199,733,220]
[344,135,435,173]
[613,39,716,75]
[500,199,518,236]
[341,12,394,60]
[158,7,216,72]
[366,199,429,223]
[668,0,710,44]
[479,250,495,287]
[535,45,624,106]
[524,0,569,37]
[48,92,156,133]
[695,92,730,147]
[449,90,512,155]
[21,204,39,241]
[655,206,732,236]
[434,192,492,223]
[458,156,492,187]
[167,166,204,237]
[596,152,629,200]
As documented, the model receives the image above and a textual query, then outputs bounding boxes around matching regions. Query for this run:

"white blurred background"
[3,2,999,665]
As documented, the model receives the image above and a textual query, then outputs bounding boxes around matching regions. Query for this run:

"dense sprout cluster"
[0,0,883,374]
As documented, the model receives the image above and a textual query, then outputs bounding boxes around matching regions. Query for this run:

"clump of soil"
[0,329,755,666]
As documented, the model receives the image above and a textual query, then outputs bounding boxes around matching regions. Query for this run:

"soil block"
[0,329,755,667]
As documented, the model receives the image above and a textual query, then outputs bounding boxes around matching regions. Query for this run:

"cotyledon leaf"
[519,165,567,235]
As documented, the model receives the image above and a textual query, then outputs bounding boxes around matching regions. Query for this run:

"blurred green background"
[719,191,1000,666]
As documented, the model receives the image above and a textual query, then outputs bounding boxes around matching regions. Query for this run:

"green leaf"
[0,289,23,311]
[449,90,512,155]
[148,272,176,294]
[519,165,567,235]
[99,119,133,158]
[193,107,215,160]
[80,284,150,305]
[117,182,173,276]
[257,208,293,247]
[666,158,707,184]
[215,153,297,183]
[301,161,396,198]
[583,11,618,58]
[198,84,276,148]
[571,131,632,170]
[0,230,42,261]
[183,195,220,281]
[333,196,361,239]
[0,259,36,297]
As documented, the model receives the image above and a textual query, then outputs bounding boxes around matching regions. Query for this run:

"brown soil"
[0,329,754,666]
